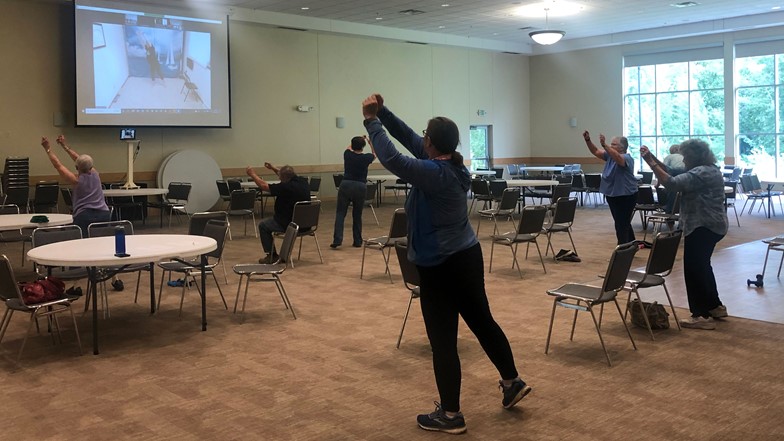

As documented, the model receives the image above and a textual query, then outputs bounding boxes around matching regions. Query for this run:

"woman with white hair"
[41,134,110,235]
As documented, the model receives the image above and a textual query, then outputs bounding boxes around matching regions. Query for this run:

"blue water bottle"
[114,226,128,257]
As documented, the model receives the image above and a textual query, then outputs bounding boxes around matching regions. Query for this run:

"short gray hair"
[75,154,94,174]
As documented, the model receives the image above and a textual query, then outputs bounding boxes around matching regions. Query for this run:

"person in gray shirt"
[641,139,729,330]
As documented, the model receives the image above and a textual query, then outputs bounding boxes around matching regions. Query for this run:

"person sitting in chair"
[246,162,310,263]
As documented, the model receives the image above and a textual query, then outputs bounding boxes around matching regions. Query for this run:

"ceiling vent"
[399,9,426,15]
[671,2,699,8]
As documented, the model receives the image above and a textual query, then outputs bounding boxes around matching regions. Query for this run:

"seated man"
[246,162,310,263]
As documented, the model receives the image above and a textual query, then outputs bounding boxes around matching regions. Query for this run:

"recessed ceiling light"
[441,3,450,6]
[773,6,781,10]
[301,7,309,10]
[438,25,446,29]
[375,17,383,20]
[670,1,698,8]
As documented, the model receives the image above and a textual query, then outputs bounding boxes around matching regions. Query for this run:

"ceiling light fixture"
[529,7,565,45]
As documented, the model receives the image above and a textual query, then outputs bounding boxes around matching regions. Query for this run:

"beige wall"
[0,1,531,199]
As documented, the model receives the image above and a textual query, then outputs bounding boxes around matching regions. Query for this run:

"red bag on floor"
[19,277,66,304]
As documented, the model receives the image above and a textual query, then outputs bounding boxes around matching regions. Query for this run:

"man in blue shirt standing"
[331,136,375,248]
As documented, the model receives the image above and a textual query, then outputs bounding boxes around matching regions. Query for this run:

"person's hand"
[41,137,51,151]
[582,130,590,141]
[263,162,273,170]
[245,166,256,177]
[640,146,651,158]
[362,95,379,120]
[373,93,384,108]
[599,133,606,146]
[56,134,66,147]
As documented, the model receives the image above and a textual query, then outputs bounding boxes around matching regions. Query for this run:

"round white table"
[506,179,558,187]
[27,234,217,354]
[158,150,222,213]
[471,170,498,177]
[103,188,168,197]
[0,213,73,231]
[240,179,280,188]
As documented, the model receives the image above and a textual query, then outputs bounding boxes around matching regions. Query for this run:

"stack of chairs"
[2,157,30,211]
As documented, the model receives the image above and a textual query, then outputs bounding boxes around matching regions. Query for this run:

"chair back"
[60,187,73,208]
[333,174,344,189]
[88,220,134,238]
[551,184,572,203]
[636,186,655,204]
[278,222,300,265]
[227,179,243,192]
[725,180,737,199]
[671,192,681,215]
[646,230,682,276]
[584,173,601,189]
[216,180,231,198]
[516,205,547,235]
[201,219,229,260]
[498,188,521,211]
[571,173,585,189]
[0,254,23,303]
[742,167,753,176]
[599,242,639,300]
[488,180,508,199]
[32,181,60,211]
[388,208,408,239]
[470,179,490,197]
[3,186,29,209]
[556,174,573,184]
[291,200,321,233]
[492,167,504,179]
[729,167,742,181]
[309,176,322,193]
[167,182,192,202]
[0,204,19,215]
[188,211,229,236]
[31,225,83,248]
[655,186,668,205]
[551,197,578,224]
[738,175,752,194]
[640,171,654,185]
[365,182,378,205]
[228,190,256,212]
[394,241,420,291]
[749,174,763,192]
[517,164,528,178]
[506,164,519,178]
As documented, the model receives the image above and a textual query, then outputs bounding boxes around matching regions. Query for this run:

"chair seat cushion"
[626,271,665,287]
[491,232,537,243]
[547,283,611,302]
[233,263,286,275]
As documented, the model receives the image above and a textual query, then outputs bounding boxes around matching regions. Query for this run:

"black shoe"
[500,379,532,409]
[555,249,569,259]
[65,286,83,298]
[352,242,362,248]
[416,402,466,434]
[111,279,124,291]
[329,243,340,249]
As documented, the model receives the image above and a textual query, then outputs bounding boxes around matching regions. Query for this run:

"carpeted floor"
[1,198,783,440]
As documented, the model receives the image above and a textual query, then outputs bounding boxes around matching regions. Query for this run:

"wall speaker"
[336,117,345,129]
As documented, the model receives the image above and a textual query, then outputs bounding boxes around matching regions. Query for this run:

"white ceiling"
[119,1,784,53]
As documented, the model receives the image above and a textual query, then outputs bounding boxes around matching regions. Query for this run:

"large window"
[624,59,725,170]
[736,54,784,178]
[469,125,492,170]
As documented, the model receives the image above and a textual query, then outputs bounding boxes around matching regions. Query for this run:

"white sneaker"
[680,316,716,330]
[709,305,728,318]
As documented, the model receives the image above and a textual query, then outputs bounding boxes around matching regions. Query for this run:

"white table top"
[519,166,564,172]
[27,234,217,267]
[471,170,498,176]
[241,179,280,188]
[507,179,559,187]
[368,174,400,182]
[0,213,73,232]
[103,188,168,197]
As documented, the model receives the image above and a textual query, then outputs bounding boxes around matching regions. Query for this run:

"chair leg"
[313,234,324,264]
[383,247,393,284]
[588,306,613,367]
[233,274,245,314]
[661,283,681,330]
[614,298,637,351]
[488,240,496,273]
[360,244,368,279]
[67,305,83,356]
[18,312,39,363]
[544,298,558,355]
[0,308,14,344]
[275,276,296,319]
[510,244,523,278]
[397,293,415,349]
[534,240,547,274]
[631,289,655,341]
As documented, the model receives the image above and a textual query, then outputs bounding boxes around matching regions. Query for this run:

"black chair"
[107,182,147,224]
[309,176,322,202]
[489,205,547,278]
[232,222,299,322]
[227,190,258,238]
[0,254,82,362]
[3,186,30,212]
[31,225,89,283]
[545,242,639,367]
[216,180,231,208]
[570,173,587,206]
[60,187,73,213]
[364,182,380,226]
[488,180,508,205]
[188,211,230,283]
[361,208,407,283]
[724,181,740,227]
[583,174,603,206]
[333,174,344,189]
[623,230,683,340]
[274,200,323,265]
[640,171,654,185]
[476,187,519,236]
[393,241,420,349]
[30,181,60,213]
[543,196,578,257]
[0,204,33,266]
[632,186,661,230]
[149,182,192,227]
[469,179,492,214]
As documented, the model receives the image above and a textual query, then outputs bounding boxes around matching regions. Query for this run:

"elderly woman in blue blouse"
[362,93,531,434]
[641,140,729,330]
[582,131,639,244]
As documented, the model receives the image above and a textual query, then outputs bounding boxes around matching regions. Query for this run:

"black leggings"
[683,227,724,317]
[417,242,519,412]
[606,193,637,244]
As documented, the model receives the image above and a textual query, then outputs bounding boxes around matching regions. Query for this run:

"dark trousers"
[683,227,724,317]
[606,193,637,244]
[74,208,111,237]
[332,180,366,246]
[417,243,519,413]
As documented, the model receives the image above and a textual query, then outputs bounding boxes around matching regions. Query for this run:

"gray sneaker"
[417,402,466,435]
[680,316,716,330]
[709,305,728,318]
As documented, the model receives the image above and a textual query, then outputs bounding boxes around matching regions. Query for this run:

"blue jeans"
[332,180,366,246]
[74,209,111,237]
[258,217,285,254]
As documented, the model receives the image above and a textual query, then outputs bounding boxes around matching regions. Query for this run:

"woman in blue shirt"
[362,94,531,434]
[582,131,639,244]
[331,136,375,248]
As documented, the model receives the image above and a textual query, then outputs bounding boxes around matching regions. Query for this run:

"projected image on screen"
[75,0,230,127]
